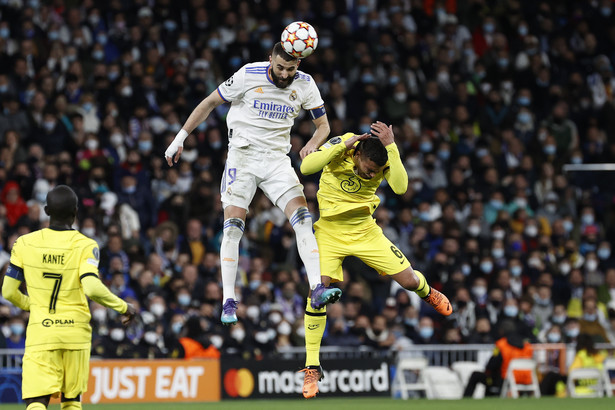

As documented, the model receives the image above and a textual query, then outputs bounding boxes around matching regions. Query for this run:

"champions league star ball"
[281,21,318,59]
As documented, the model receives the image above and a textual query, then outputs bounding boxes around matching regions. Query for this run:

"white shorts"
[220,145,305,211]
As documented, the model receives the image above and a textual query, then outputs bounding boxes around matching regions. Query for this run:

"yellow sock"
[26,403,46,410]
[413,270,430,298]
[61,401,82,410]
[304,297,326,367]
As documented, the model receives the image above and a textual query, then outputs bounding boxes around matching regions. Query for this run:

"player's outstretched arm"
[165,90,226,166]
[371,122,408,195]
[82,274,130,315]
[1,275,30,311]
[300,113,330,159]
[300,133,367,175]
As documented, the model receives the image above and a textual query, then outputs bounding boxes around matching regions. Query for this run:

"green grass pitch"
[1,397,614,410]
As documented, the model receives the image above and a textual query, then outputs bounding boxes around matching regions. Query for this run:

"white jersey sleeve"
[301,74,325,111]
[217,66,247,102]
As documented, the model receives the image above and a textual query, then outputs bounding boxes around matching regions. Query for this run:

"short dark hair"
[272,42,297,62]
[355,137,388,167]
[45,185,78,221]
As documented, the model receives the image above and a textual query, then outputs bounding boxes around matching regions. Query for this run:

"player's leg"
[391,267,452,316]
[219,151,257,325]
[301,223,345,399]
[354,222,452,316]
[220,205,248,324]
[22,350,62,409]
[60,349,89,410]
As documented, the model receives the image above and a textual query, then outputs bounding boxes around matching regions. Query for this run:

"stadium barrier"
[1,344,613,402]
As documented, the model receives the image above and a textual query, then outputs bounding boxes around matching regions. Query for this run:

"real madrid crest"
[289,90,297,101]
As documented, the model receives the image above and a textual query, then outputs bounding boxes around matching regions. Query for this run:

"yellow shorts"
[314,217,411,282]
[22,349,90,399]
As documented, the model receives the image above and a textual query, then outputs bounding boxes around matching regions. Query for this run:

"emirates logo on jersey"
[289,90,297,101]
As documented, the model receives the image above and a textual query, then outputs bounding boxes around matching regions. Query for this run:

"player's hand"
[121,303,137,325]
[344,133,370,150]
[164,129,189,166]
[300,141,319,159]
[370,121,394,146]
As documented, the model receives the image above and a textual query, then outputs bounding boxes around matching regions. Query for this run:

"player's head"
[44,185,78,224]
[269,42,299,89]
[353,137,387,179]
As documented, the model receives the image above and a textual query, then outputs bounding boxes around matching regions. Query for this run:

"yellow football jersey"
[301,133,408,224]
[8,228,100,351]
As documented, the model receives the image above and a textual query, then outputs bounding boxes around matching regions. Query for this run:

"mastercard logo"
[224,368,255,397]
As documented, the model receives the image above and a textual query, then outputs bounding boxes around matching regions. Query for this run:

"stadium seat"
[500,358,541,398]
[392,356,428,399]
[451,361,486,399]
[603,358,615,397]
[423,366,464,399]
[567,367,605,398]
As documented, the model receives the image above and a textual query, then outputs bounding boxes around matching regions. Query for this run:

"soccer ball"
[281,21,318,59]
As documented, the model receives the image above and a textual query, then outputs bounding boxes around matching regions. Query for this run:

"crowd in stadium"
[1,0,615,360]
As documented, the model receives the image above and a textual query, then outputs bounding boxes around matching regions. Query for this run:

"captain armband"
[309,105,326,120]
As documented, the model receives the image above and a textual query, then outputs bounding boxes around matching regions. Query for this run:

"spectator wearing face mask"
[579,297,609,343]
[538,324,567,396]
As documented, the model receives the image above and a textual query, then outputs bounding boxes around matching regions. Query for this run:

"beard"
[270,67,295,88]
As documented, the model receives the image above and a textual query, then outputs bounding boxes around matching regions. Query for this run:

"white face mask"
[269,312,282,325]
[586,259,598,272]
[92,309,106,322]
[525,225,538,237]
[210,335,224,349]
[277,321,291,336]
[110,328,125,341]
[231,328,246,341]
[246,305,260,321]
[110,133,123,147]
[150,303,165,317]
[181,149,198,163]
[144,331,158,345]
[82,227,96,238]
[468,225,481,237]
[85,139,99,151]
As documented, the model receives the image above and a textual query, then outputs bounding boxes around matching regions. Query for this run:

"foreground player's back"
[12,227,100,351]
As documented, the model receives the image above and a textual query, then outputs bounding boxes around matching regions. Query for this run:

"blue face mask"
[404,318,418,328]
[547,333,561,343]
[480,261,493,273]
[420,141,433,152]
[123,185,136,194]
[92,50,104,61]
[601,7,612,17]
[438,150,450,161]
[0,27,9,39]
[0,84,7,93]
[164,20,177,31]
[82,102,93,112]
[504,306,518,317]
[178,39,190,49]
[571,156,583,164]
[171,322,183,335]
[490,199,503,209]
[483,23,495,33]
[497,58,509,68]
[208,38,221,49]
[563,220,574,232]
[419,327,434,339]
[583,313,597,322]
[229,56,242,69]
[361,73,375,84]
[10,324,24,336]
[566,327,580,338]
[518,26,528,36]
[97,34,108,45]
[517,96,531,106]
[517,112,532,124]
[544,145,556,155]
[138,140,153,153]
[48,31,59,41]
[598,248,611,260]
[510,266,522,277]
[178,294,191,307]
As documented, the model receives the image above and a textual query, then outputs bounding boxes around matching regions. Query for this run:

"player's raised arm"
[371,121,408,195]
[300,132,369,175]
[300,112,330,159]
[165,90,226,166]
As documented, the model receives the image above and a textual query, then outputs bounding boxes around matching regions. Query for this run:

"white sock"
[290,207,321,290]
[220,218,244,302]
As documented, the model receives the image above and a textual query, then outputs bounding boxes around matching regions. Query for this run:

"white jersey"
[216,62,324,153]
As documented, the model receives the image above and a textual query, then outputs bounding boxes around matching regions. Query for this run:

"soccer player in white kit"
[165,42,341,324]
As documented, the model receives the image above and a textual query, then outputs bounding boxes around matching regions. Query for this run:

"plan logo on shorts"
[341,176,361,193]
[289,90,297,101]
[225,76,234,86]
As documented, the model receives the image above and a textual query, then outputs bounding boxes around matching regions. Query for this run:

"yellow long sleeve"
[81,275,127,314]
[1,276,30,311]
[300,135,349,175]
[383,143,408,194]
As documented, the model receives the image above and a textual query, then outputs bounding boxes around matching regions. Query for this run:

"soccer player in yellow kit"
[1,185,136,410]
[299,121,453,398]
